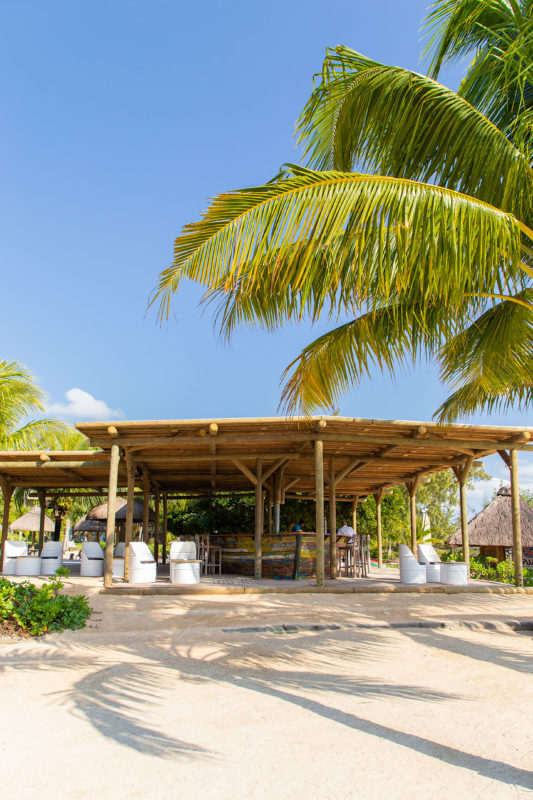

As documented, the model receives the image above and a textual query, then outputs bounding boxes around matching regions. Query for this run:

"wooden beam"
[0,479,13,571]
[209,439,216,490]
[406,476,421,553]
[510,449,524,587]
[142,468,150,544]
[154,484,160,565]
[457,455,475,574]
[37,489,47,552]
[315,440,325,587]
[329,457,336,579]
[104,444,120,589]
[254,458,262,579]
[124,452,135,581]
[162,491,168,565]
[498,449,511,468]
[0,460,110,470]
[232,458,257,486]
[374,489,384,569]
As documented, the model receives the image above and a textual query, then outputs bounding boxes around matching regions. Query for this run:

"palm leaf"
[153,166,523,326]
[296,46,533,217]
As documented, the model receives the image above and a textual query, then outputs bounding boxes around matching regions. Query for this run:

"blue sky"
[1,0,531,506]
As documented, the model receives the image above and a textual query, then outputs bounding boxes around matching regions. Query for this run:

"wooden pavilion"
[0,416,531,588]
[448,485,533,563]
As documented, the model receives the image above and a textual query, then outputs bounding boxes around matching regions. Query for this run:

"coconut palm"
[153,0,533,420]
[0,359,69,449]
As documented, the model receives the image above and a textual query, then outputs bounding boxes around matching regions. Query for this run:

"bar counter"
[209,532,332,579]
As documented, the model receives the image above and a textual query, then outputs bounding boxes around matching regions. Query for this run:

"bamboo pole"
[124,452,135,581]
[315,440,325,587]
[510,448,524,587]
[329,457,336,579]
[154,484,160,565]
[162,492,168,564]
[104,444,120,589]
[142,468,150,544]
[375,491,383,568]
[254,458,262,579]
[37,489,47,552]
[0,479,12,571]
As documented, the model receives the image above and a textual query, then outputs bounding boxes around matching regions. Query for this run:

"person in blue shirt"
[291,520,305,532]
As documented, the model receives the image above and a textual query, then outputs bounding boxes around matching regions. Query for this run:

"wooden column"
[162,492,168,564]
[37,489,47,552]
[254,458,262,579]
[406,477,421,553]
[351,497,358,532]
[0,479,13,572]
[510,449,524,587]
[315,439,325,587]
[142,468,150,544]
[329,457,336,579]
[154,485,160,565]
[455,456,474,574]
[375,490,384,568]
[267,492,273,535]
[104,443,120,589]
[124,452,135,581]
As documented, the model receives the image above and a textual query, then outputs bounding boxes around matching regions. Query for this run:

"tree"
[417,463,490,542]
[153,1,533,421]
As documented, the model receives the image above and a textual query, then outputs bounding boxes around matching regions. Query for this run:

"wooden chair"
[195,534,222,576]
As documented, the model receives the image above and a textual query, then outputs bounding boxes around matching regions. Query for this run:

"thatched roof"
[86,498,154,524]
[72,515,107,533]
[448,486,533,547]
[9,505,54,532]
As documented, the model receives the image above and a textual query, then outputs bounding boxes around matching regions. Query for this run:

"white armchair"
[40,541,63,576]
[169,540,200,584]
[399,544,426,584]
[112,541,126,579]
[129,542,156,584]
[80,542,105,577]
[417,544,442,583]
[2,540,28,575]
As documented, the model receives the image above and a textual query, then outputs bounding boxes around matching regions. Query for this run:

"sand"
[0,579,532,799]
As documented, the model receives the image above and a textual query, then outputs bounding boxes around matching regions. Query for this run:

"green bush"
[442,550,533,586]
[0,568,92,637]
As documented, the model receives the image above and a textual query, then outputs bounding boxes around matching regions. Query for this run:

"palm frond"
[296,46,533,217]
[153,166,523,326]
[1,419,70,451]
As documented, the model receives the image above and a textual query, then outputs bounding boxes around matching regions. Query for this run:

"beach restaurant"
[0,416,531,588]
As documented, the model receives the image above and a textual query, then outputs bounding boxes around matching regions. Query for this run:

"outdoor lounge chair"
[2,540,28,575]
[112,541,126,578]
[80,541,105,577]
[169,540,201,584]
[417,543,442,582]
[129,541,156,584]
[40,540,63,576]
[399,544,426,584]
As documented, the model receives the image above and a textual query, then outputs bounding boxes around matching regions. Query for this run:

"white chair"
[40,541,63,576]
[16,555,42,576]
[114,542,125,557]
[399,544,426,584]
[80,541,105,577]
[112,541,126,579]
[417,544,441,583]
[169,540,200,584]
[440,561,468,585]
[129,542,157,584]
[2,540,28,575]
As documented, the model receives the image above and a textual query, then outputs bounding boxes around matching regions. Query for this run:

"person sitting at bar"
[291,519,305,532]
[337,520,355,543]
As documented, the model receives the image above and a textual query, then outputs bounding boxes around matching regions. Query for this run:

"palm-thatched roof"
[72,515,107,533]
[9,505,54,532]
[86,498,155,524]
[448,486,533,547]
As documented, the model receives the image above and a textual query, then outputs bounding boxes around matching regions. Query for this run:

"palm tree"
[153,0,533,421]
[0,359,69,449]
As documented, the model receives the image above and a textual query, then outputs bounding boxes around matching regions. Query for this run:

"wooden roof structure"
[0,416,531,498]
[448,486,533,548]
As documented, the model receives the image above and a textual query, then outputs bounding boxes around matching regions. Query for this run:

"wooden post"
[37,489,47,552]
[0,479,13,572]
[375,490,384,568]
[510,448,524,587]
[267,492,273,535]
[254,458,262,579]
[124,452,135,581]
[154,484,160,565]
[104,443,120,589]
[273,472,281,532]
[142,468,150,544]
[315,439,325,587]
[329,457,336,579]
[162,492,168,565]
[456,456,474,574]
[409,487,417,553]
[351,497,358,531]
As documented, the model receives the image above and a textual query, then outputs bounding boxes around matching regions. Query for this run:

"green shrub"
[0,569,92,637]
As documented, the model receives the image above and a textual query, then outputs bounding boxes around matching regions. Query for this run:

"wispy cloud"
[46,388,125,421]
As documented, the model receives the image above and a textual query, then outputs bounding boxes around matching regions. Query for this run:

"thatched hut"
[72,515,107,533]
[9,505,54,533]
[448,486,533,562]
[86,498,155,524]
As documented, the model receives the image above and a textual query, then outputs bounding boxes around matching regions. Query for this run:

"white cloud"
[46,388,125,421]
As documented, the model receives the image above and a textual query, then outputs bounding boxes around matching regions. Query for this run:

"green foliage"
[0,569,92,637]
[441,549,533,586]
[166,494,256,536]
[417,464,489,541]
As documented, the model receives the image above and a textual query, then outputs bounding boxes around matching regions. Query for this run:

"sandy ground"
[1,579,532,799]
